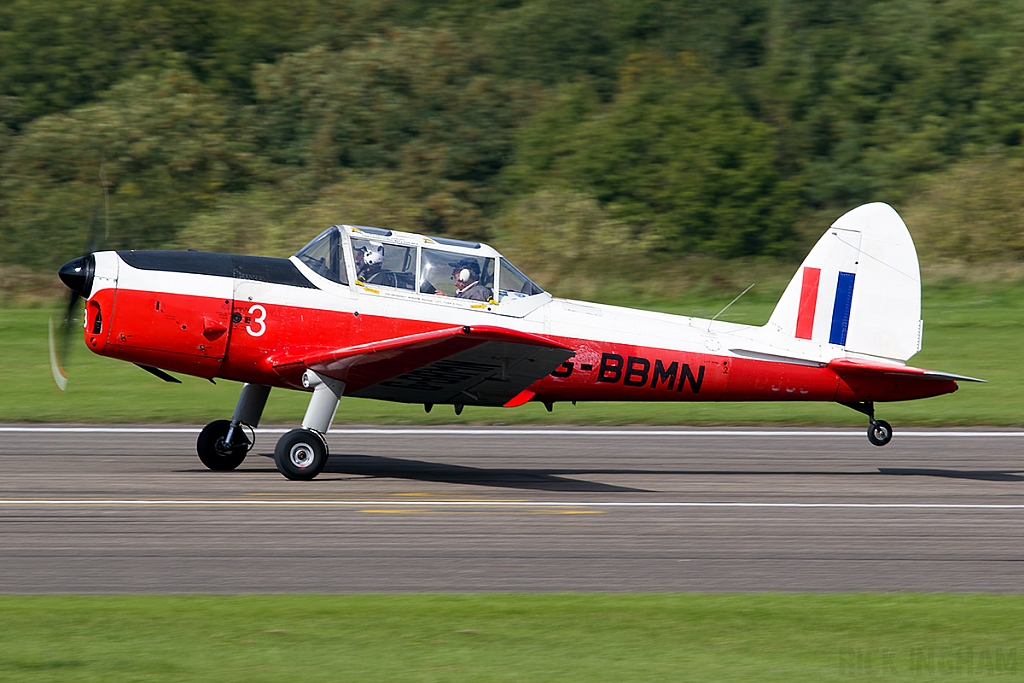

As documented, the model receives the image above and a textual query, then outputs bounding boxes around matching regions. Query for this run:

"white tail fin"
[766,203,921,362]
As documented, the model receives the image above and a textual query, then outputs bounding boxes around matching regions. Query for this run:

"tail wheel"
[867,419,893,447]
[274,428,329,480]
[197,419,249,470]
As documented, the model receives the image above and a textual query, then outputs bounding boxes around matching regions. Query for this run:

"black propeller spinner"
[58,254,95,299]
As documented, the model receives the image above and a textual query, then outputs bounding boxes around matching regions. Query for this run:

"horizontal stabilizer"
[728,348,825,367]
[828,358,986,383]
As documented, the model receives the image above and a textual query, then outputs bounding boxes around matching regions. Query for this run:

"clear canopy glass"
[420,248,495,300]
[498,259,544,301]
[296,225,545,302]
[351,236,416,290]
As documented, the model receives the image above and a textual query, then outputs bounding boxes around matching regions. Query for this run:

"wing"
[828,358,986,383]
[264,325,575,407]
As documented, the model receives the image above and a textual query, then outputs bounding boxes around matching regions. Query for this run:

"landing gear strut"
[842,401,893,447]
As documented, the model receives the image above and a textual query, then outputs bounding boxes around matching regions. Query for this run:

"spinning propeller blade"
[47,316,69,391]
[51,167,108,391]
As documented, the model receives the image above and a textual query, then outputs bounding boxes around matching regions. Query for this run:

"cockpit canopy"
[295,225,544,303]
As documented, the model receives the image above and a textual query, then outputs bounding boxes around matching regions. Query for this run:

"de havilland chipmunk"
[54,202,983,480]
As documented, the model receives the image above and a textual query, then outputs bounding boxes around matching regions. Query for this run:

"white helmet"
[363,242,384,267]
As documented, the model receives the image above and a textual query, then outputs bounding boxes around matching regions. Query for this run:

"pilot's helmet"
[363,242,384,268]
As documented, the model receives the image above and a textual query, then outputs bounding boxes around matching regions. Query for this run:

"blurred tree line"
[2,0,1023,280]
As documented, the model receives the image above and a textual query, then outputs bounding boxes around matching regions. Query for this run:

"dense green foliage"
[2,0,1024,275]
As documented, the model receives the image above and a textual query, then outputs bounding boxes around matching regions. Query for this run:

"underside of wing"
[266,325,575,406]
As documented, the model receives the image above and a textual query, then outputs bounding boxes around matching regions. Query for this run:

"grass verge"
[2,594,1023,682]
[1,279,1019,424]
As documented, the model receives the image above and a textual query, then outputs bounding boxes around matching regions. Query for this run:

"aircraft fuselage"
[82,250,956,407]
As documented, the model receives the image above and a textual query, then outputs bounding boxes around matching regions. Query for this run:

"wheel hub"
[214,437,236,457]
[289,443,315,469]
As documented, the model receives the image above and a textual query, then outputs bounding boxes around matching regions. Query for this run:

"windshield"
[295,227,347,284]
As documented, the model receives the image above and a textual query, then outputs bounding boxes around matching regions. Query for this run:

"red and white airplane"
[55,202,982,479]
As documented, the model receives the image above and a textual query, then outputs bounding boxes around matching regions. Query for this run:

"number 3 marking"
[246,304,267,337]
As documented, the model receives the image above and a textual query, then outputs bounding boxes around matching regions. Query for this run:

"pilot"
[355,242,384,282]
[448,259,491,301]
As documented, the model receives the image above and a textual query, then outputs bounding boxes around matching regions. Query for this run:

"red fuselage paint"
[87,288,957,405]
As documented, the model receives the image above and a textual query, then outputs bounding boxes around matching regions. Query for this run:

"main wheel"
[274,428,328,480]
[867,419,893,447]
[197,419,249,471]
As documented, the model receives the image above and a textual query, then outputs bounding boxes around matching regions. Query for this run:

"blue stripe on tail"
[829,271,856,346]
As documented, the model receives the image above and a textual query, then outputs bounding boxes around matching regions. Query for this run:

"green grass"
[1,279,1020,425]
[1,594,1022,682]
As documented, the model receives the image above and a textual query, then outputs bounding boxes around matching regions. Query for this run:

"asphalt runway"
[1,425,1023,593]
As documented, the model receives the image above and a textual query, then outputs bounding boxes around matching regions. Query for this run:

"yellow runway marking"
[359,508,602,515]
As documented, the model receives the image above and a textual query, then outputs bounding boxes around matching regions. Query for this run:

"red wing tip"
[503,389,536,408]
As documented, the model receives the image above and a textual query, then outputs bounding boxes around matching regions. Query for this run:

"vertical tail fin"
[766,203,922,362]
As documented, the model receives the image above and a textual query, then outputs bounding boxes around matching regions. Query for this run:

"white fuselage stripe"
[109,253,804,361]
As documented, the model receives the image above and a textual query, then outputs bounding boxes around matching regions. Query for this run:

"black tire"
[197,419,249,471]
[274,428,328,480]
[867,419,893,447]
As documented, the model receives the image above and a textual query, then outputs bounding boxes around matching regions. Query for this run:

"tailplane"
[766,203,922,362]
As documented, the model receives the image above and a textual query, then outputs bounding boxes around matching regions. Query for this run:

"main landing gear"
[841,401,893,447]
[274,428,329,480]
[196,372,345,481]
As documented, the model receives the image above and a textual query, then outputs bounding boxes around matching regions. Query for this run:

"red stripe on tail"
[795,267,820,339]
